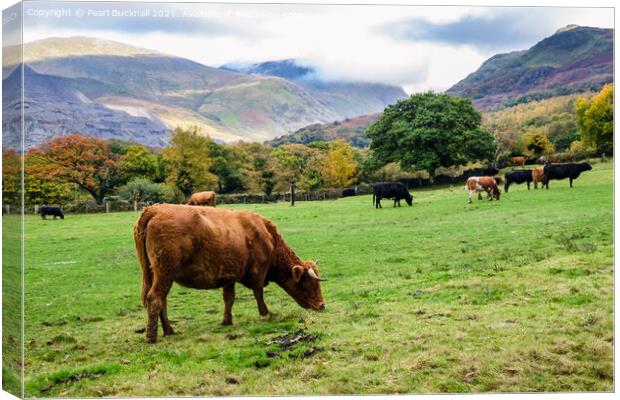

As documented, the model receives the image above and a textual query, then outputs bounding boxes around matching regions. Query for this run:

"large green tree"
[206,141,244,193]
[118,145,159,182]
[575,84,613,155]
[367,92,496,179]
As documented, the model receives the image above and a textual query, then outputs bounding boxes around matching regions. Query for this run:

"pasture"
[22,161,612,396]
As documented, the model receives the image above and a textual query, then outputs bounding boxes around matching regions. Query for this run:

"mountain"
[3,37,351,148]
[447,26,613,109]
[222,59,407,118]
[2,66,170,149]
[266,113,381,148]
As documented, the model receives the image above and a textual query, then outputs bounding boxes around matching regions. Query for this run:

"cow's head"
[59,211,64,219]
[405,192,413,206]
[581,163,592,171]
[493,186,501,201]
[288,261,325,310]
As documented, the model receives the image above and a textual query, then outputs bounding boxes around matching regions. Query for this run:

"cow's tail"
[372,192,375,207]
[134,207,155,307]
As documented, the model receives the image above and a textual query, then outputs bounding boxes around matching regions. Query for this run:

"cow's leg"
[468,190,473,203]
[145,276,172,343]
[478,191,482,200]
[222,283,235,325]
[570,178,573,188]
[160,297,174,336]
[377,197,382,209]
[527,181,530,190]
[252,287,269,316]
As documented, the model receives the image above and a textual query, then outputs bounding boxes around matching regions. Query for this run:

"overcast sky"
[18,1,615,93]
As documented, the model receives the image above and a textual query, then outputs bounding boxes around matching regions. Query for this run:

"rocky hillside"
[447,26,613,109]
[222,59,407,118]
[2,66,170,149]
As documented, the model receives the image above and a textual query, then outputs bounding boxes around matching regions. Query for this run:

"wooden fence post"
[34,205,39,215]
[134,201,138,212]
[5,204,9,214]
[290,182,296,206]
[105,202,110,213]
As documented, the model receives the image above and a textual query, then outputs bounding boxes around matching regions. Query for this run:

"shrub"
[117,179,165,203]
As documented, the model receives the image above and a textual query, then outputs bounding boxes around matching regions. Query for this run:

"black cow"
[372,182,413,209]
[39,206,64,220]
[504,170,533,193]
[341,188,356,197]
[542,163,592,189]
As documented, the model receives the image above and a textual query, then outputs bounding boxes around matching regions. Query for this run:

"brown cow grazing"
[466,176,501,203]
[134,204,325,343]
[509,156,526,168]
[532,167,545,189]
[187,191,216,207]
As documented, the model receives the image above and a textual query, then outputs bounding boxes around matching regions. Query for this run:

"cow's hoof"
[146,336,157,344]
[259,309,269,316]
[222,320,233,326]
[163,329,175,336]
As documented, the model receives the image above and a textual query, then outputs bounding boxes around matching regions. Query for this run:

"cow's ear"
[292,265,304,283]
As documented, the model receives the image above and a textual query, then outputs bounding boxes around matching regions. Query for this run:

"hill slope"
[266,113,381,148]
[447,26,612,109]
[223,59,407,118]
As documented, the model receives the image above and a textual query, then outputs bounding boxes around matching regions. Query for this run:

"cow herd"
[130,161,591,342]
[467,162,592,203]
[369,162,592,207]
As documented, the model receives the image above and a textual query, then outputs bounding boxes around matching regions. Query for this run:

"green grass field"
[21,161,613,396]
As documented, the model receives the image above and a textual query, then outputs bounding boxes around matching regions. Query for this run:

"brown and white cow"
[532,167,545,189]
[134,204,325,343]
[466,176,501,203]
[187,191,216,207]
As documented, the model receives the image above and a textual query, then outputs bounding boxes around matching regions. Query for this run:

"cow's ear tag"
[292,265,304,283]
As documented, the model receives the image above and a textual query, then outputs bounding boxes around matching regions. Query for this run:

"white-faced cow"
[466,176,501,203]
[134,204,325,343]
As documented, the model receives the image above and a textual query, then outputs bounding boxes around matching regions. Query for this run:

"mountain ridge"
[446,25,613,109]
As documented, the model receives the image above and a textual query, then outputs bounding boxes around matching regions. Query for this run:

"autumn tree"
[25,152,75,206]
[575,84,613,155]
[321,140,359,188]
[162,127,217,198]
[29,134,121,205]
[368,92,496,180]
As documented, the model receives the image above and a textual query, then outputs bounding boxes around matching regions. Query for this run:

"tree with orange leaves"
[29,134,122,205]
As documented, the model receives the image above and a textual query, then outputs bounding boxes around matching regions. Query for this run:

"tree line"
[3,127,363,207]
